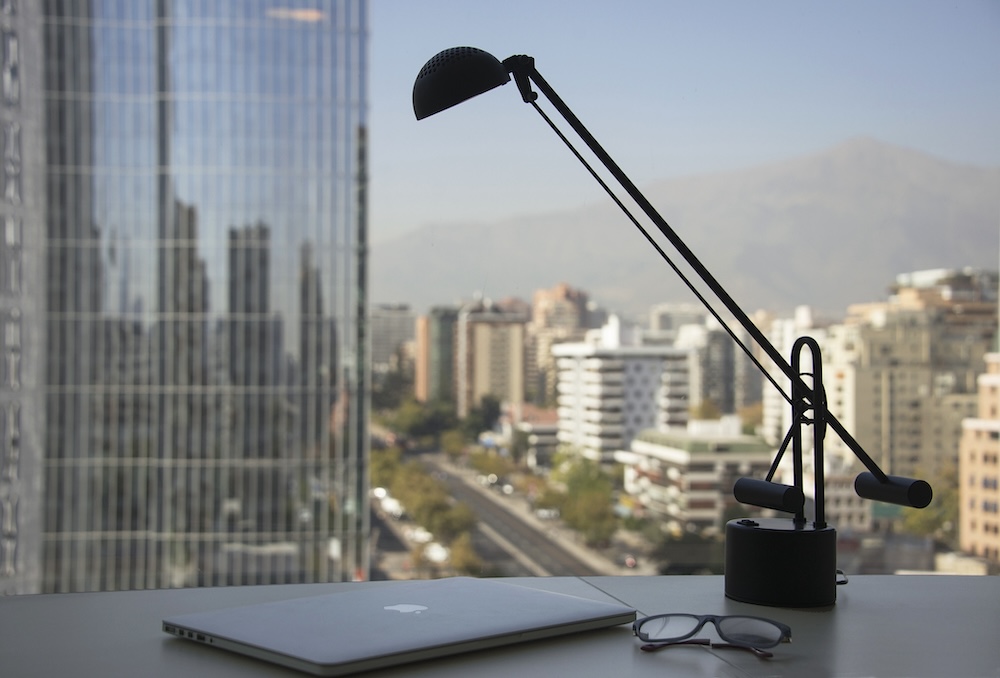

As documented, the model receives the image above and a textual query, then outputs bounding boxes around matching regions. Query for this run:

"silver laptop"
[162,577,636,676]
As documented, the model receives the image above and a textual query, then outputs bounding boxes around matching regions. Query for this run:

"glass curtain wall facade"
[0,0,44,595]
[0,0,369,594]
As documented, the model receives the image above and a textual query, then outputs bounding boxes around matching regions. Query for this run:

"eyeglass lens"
[639,614,702,640]
[639,615,784,647]
[716,617,784,646]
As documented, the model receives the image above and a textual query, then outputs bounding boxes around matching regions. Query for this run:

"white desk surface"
[1,575,997,677]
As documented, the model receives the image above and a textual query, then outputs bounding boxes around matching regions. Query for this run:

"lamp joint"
[502,55,538,104]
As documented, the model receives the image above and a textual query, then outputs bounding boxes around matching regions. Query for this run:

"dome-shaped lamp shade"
[413,47,511,120]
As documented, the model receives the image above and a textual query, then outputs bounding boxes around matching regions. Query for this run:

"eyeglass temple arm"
[639,639,711,652]
[640,639,774,659]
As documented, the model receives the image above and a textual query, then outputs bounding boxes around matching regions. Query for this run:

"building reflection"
[0,1,368,594]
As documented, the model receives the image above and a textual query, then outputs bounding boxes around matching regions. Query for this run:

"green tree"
[389,398,457,442]
[391,399,427,438]
[468,450,515,479]
[533,487,566,513]
[461,394,501,438]
[389,462,445,524]
[738,402,763,434]
[509,428,530,464]
[428,503,478,544]
[371,346,413,411]
[562,457,612,493]
[441,429,466,461]
[566,487,618,547]
[370,446,403,489]
[901,463,958,549]
[690,399,722,420]
[448,532,483,575]
[558,458,618,547]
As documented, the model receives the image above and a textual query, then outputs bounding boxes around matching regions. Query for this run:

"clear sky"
[369,0,1000,244]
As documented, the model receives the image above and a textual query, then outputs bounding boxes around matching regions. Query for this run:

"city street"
[433,464,603,576]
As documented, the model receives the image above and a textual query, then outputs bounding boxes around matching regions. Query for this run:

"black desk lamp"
[413,47,932,607]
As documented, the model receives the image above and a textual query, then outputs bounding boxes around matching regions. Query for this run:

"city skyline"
[400,271,996,557]
[379,263,1000,334]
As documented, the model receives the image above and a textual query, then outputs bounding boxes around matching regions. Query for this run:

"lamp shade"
[413,47,510,120]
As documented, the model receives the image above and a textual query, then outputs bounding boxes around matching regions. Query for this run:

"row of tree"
[371,445,485,575]
[381,396,501,450]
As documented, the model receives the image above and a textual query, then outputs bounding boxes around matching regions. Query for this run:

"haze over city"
[369,0,1000,249]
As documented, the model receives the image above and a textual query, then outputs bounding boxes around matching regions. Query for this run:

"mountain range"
[371,138,999,318]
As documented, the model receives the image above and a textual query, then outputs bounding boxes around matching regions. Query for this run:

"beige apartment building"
[823,269,996,484]
[959,353,1000,566]
[761,270,996,534]
[526,283,592,406]
[455,300,527,419]
[414,306,459,404]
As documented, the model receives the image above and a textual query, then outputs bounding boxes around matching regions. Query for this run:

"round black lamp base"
[724,518,838,608]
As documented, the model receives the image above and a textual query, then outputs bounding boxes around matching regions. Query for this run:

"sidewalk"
[432,454,659,577]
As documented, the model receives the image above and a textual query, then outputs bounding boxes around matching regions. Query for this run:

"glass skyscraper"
[0,0,369,594]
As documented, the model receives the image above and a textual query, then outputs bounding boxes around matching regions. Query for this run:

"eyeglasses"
[632,613,792,659]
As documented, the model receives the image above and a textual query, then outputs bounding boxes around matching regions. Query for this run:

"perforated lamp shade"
[413,47,511,120]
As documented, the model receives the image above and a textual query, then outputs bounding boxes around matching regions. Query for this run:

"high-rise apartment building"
[455,299,526,419]
[674,320,760,416]
[824,269,996,483]
[527,283,590,406]
[648,302,706,338]
[554,316,689,463]
[759,307,833,447]
[414,305,459,404]
[959,353,1000,567]
[0,1,369,594]
[370,303,414,376]
[760,271,996,534]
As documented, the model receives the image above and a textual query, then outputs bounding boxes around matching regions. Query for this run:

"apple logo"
[384,604,428,614]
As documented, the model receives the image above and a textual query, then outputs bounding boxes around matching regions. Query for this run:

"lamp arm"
[503,55,891,485]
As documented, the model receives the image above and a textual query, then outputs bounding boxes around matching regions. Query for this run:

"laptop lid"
[162,577,636,676]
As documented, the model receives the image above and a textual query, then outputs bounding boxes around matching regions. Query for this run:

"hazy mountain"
[371,138,999,318]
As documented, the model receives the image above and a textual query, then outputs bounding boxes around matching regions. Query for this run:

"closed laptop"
[162,577,636,676]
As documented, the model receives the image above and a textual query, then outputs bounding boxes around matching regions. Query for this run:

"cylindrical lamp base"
[725,518,838,608]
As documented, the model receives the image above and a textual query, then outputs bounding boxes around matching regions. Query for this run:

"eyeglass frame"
[632,613,792,658]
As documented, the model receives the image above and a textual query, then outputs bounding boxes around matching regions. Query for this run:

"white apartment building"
[616,416,776,536]
[500,403,560,470]
[553,316,689,463]
[756,308,871,531]
[760,306,832,446]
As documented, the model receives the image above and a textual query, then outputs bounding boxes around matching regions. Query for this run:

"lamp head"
[855,472,933,509]
[733,477,805,514]
[413,47,510,120]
